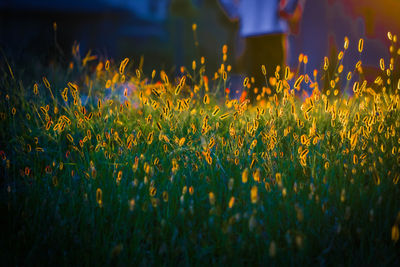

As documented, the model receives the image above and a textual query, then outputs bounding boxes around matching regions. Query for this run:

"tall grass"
[1,32,400,266]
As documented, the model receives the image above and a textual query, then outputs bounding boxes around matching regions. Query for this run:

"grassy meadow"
[1,32,400,265]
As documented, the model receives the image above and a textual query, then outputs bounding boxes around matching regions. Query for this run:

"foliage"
[1,34,400,266]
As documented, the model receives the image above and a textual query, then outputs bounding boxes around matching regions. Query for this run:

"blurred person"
[218,0,300,102]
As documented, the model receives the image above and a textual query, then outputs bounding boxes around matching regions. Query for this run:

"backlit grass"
[1,32,400,265]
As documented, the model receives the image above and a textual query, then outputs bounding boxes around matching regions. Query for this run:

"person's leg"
[239,37,256,103]
[263,34,285,99]
[262,34,285,94]
[243,34,285,103]
[250,36,267,100]
[245,33,285,103]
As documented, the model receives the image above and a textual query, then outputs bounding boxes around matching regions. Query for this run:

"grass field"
[1,34,400,265]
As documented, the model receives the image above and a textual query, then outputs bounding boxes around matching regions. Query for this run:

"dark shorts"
[240,33,285,101]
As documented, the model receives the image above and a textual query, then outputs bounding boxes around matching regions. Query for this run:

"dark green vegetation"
[1,35,400,266]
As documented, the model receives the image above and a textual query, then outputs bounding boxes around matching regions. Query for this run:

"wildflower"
[189,186,194,195]
[209,192,216,205]
[358,38,364,53]
[242,168,249,183]
[129,199,135,211]
[324,57,329,70]
[294,75,304,90]
[380,58,385,71]
[251,186,258,203]
[203,94,209,105]
[33,83,38,95]
[212,106,220,116]
[117,171,122,184]
[275,173,282,186]
[253,168,261,182]
[162,191,168,202]
[228,197,235,209]
[282,187,287,198]
[392,224,399,243]
[96,188,103,207]
[261,65,266,75]
[344,36,349,50]
[119,58,129,74]
[147,131,154,145]
[243,77,249,87]
[219,113,230,120]
[179,137,185,146]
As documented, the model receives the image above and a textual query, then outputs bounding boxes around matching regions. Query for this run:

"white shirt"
[219,0,298,37]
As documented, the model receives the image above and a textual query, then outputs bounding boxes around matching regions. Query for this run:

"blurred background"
[1,0,399,86]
